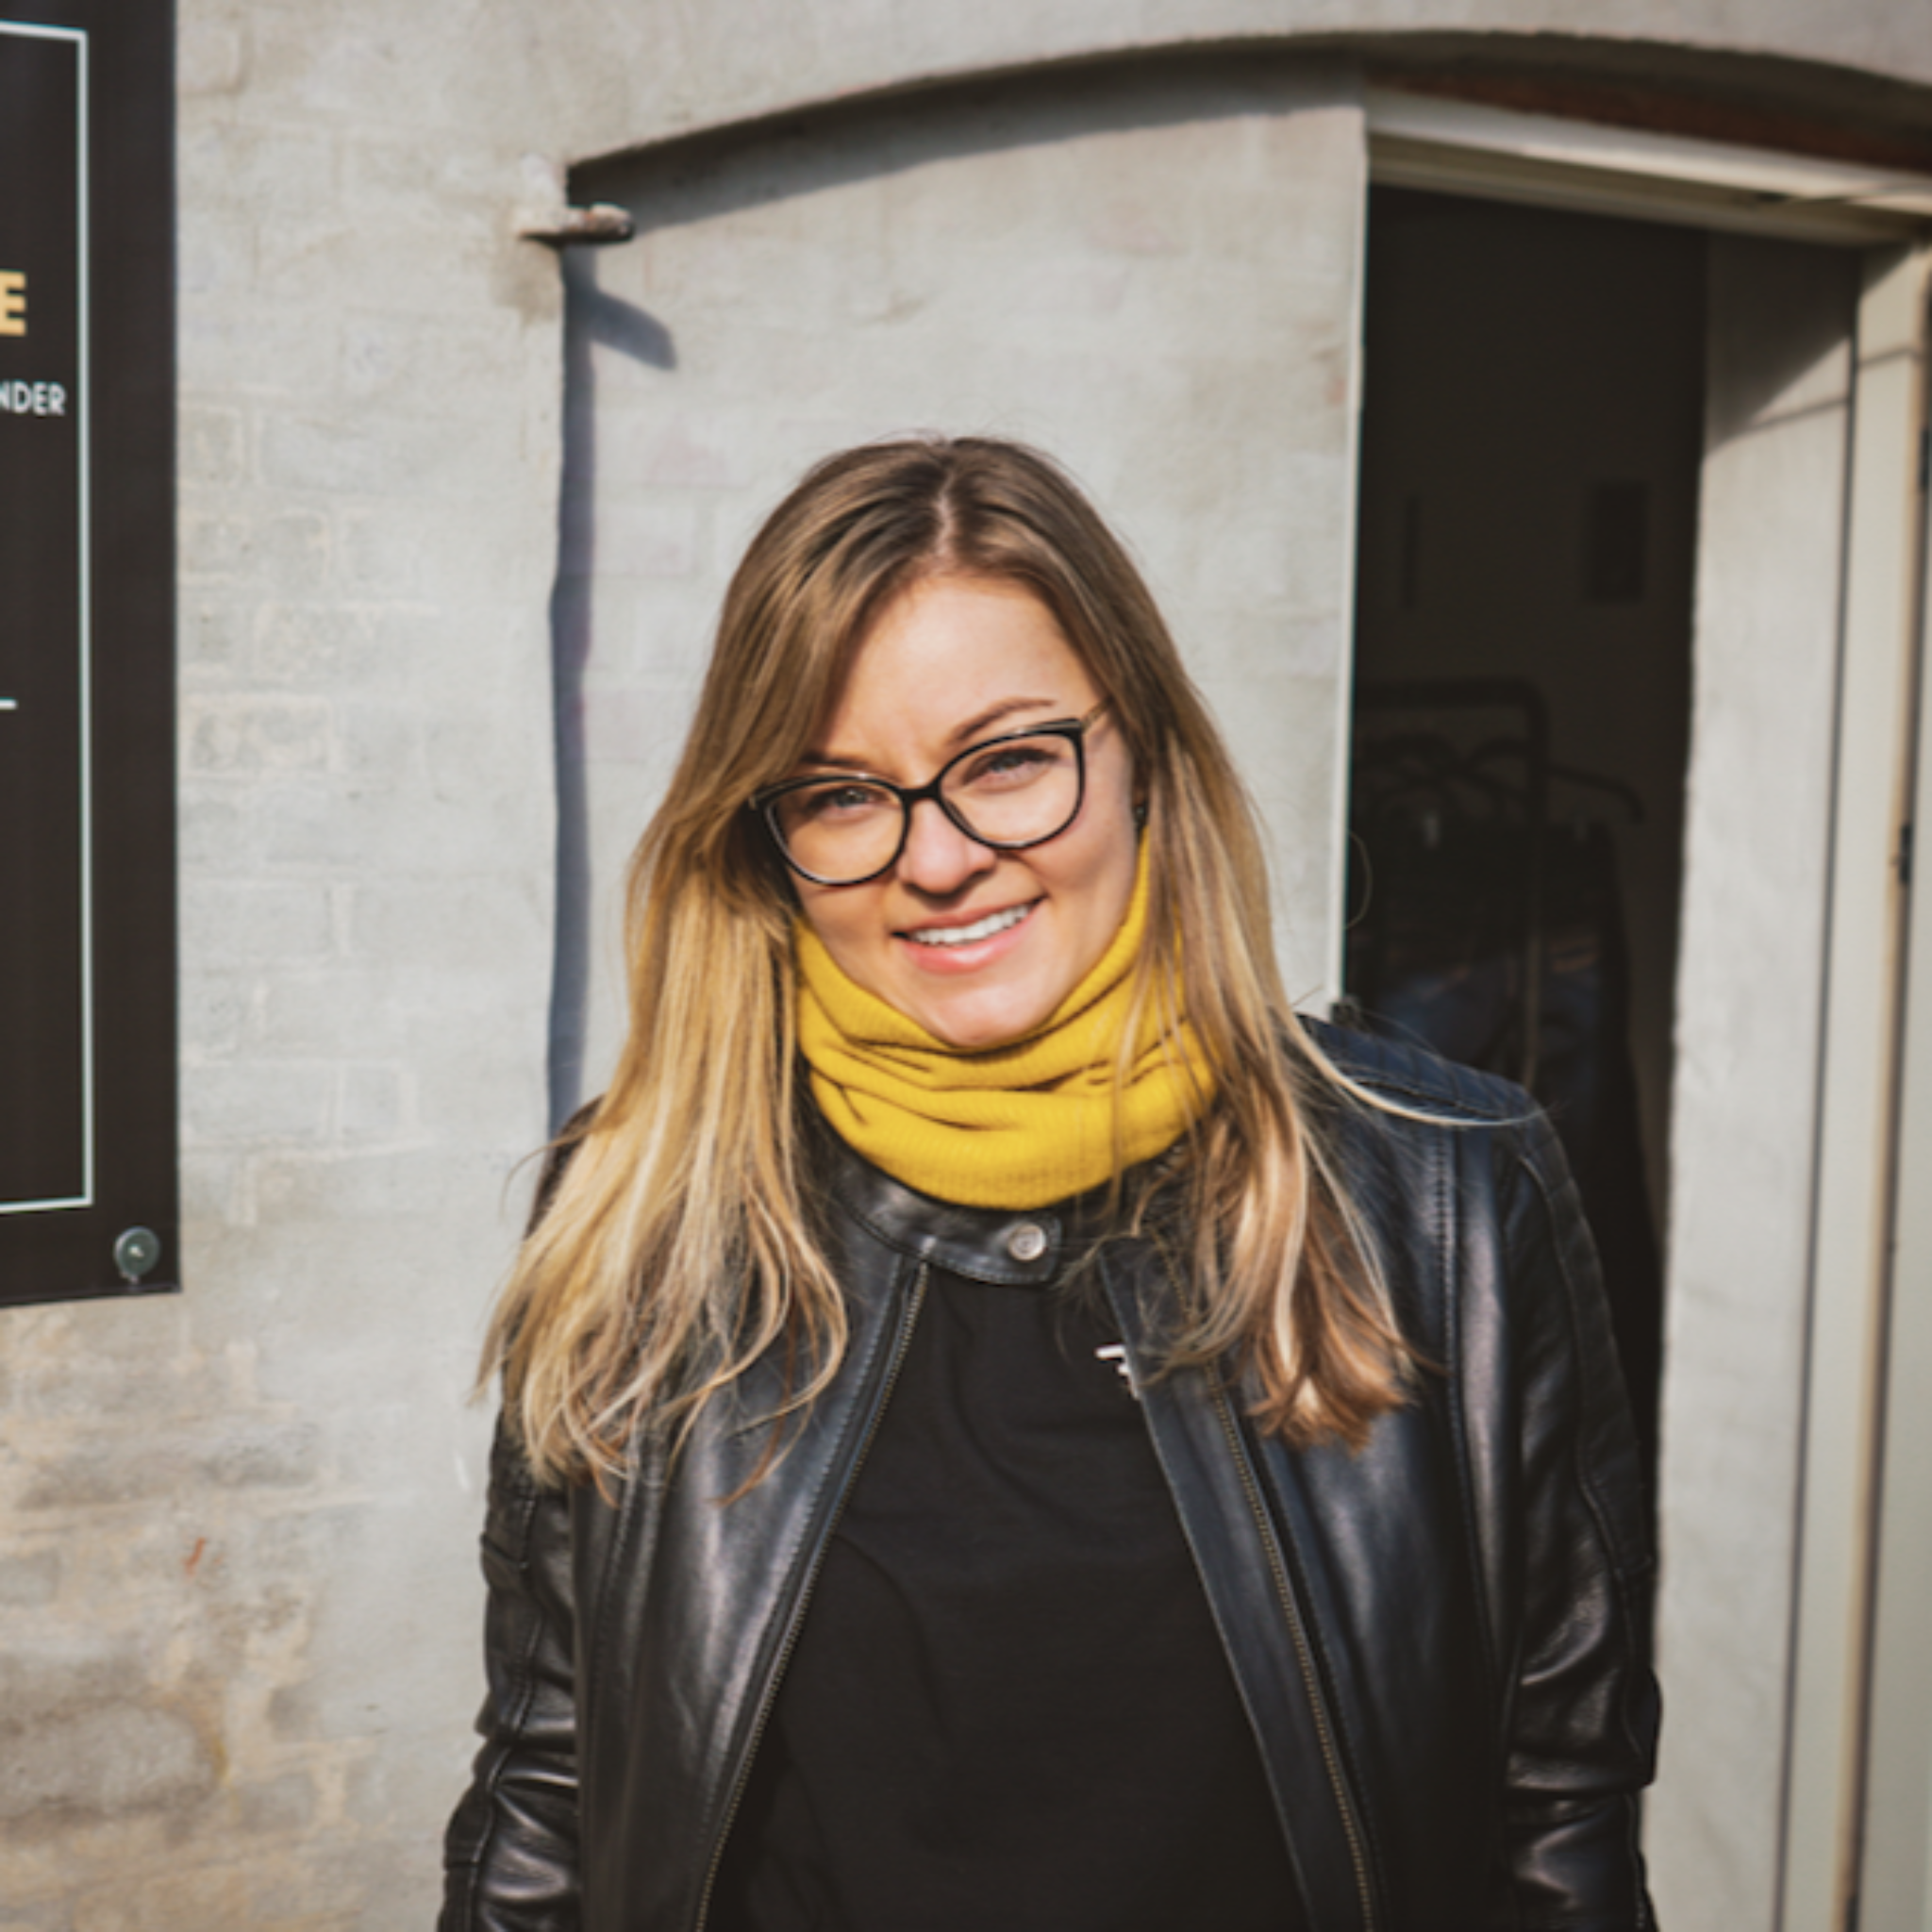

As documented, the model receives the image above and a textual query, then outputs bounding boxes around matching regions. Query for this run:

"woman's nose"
[895,796,993,894]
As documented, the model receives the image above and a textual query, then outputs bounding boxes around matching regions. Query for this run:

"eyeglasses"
[752,703,1108,887]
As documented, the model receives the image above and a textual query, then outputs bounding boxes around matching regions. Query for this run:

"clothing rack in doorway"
[1351,677,1551,1090]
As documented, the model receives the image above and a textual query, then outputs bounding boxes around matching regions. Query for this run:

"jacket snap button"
[1007,1222,1048,1263]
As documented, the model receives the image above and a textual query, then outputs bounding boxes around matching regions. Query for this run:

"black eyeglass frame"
[751,702,1109,887]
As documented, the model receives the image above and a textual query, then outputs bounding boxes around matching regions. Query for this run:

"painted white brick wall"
[1,2,559,1921]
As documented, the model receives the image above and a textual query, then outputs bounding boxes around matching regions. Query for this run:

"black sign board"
[1,1,175,1305]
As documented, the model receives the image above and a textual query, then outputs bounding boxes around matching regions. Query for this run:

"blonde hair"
[486,437,1412,1485]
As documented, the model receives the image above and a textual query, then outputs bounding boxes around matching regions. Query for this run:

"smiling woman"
[442,437,1659,1932]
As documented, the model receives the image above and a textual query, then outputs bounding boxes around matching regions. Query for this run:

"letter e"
[0,272,25,337]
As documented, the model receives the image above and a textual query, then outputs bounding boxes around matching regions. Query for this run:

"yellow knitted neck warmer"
[794,847,1213,1209]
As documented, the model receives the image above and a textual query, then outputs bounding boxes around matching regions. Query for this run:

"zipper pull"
[1094,1342,1139,1400]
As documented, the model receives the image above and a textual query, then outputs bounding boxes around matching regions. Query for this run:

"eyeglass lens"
[772,731,1083,884]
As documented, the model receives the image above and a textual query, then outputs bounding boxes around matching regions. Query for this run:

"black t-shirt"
[709,1267,1302,1932]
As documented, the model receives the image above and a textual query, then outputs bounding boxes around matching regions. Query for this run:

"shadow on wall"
[1705,231,1863,444]
[578,52,1343,243]
[549,249,676,1130]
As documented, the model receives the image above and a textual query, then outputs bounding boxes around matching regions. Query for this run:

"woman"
[442,437,1658,1931]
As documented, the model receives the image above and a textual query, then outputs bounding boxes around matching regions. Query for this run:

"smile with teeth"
[904,903,1034,948]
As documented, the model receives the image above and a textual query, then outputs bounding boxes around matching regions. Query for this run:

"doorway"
[1345,185,1707,1489]
[1345,168,1906,1929]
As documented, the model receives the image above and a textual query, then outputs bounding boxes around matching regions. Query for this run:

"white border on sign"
[0,19,92,1216]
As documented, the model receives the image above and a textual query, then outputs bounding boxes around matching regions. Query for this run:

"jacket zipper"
[690,1263,930,1932]
[1207,1377,1379,1932]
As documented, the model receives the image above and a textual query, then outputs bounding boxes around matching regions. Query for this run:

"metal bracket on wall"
[513,153,634,245]
[519,204,636,245]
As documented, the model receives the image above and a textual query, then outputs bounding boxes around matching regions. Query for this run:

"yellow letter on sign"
[0,273,25,336]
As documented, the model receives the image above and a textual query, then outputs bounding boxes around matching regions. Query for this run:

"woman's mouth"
[901,903,1035,949]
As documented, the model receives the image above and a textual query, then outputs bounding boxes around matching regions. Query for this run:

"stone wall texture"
[0,1,1927,1925]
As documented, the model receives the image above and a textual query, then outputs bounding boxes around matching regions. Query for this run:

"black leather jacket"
[441,1029,1659,1931]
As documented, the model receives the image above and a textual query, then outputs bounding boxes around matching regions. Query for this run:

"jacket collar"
[809,1110,1095,1289]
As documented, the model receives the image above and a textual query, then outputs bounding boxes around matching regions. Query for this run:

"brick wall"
[0,3,559,1922]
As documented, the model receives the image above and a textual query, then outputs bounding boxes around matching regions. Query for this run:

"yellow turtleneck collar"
[794,845,1213,1209]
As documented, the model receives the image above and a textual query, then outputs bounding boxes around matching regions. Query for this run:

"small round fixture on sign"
[113,1226,161,1284]
[1006,1222,1049,1264]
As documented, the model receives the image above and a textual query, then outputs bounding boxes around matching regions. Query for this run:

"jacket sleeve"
[1492,1106,1661,1929]
[440,1418,583,1931]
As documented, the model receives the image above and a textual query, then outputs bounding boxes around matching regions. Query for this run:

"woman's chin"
[901,983,1049,1052]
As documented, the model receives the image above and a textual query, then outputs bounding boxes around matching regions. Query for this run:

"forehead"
[821,576,1095,741]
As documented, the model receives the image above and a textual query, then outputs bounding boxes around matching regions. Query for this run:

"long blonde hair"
[487,437,1412,1485]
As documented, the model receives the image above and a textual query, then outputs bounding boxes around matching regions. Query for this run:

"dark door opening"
[1345,186,1707,1491]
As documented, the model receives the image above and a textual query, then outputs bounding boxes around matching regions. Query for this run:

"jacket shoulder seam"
[1439,1129,1509,1780]
[1510,1140,1657,1838]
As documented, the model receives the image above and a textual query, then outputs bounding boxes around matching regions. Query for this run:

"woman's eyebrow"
[799,696,1063,771]
[945,696,1060,747]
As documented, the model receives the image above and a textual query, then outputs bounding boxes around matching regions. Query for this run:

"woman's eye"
[796,782,888,821]
[958,741,1057,789]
